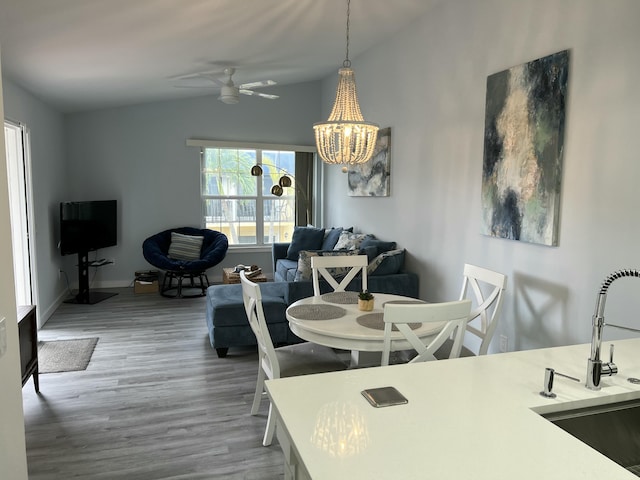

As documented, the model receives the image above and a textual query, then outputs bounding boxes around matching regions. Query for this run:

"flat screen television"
[60,200,117,256]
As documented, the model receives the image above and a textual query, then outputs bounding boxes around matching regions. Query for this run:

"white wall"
[64,81,321,286]
[0,47,29,480]
[322,0,640,352]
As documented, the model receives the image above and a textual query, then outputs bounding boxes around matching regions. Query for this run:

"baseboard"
[39,290,69,328]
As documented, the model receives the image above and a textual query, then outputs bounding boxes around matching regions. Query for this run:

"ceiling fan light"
[219,85,239,104]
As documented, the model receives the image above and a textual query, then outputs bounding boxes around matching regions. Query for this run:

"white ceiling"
[0,0,438,113]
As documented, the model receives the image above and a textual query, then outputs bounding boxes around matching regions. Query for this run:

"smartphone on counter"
[361,386,408,408]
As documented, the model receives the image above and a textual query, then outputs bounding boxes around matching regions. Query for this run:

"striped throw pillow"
[168,232,204,261]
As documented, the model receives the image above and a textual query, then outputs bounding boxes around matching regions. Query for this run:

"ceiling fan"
[174,67,279,104]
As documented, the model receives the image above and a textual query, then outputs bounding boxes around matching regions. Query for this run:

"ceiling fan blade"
[239,89,279,100]
[171,73,225,89]
[238,80,277,89]
[197,74,226,87]
[170,68,220,80]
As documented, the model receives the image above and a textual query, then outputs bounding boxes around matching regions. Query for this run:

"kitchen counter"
[265,338,640,479]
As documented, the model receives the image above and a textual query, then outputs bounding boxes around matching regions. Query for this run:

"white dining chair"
[381,299,472,366]
[436,264,507,358]
[311,254,368,296]
[240,271,347,446]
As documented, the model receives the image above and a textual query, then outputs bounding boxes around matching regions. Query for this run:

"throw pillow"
[368,249,406,276]
[321,227,343,250]
[167,232,204,261]
[359,245,379,263]
[321,226,354,250]
[360,238,397,255]
[333,231,374,251]
[286,226,325,260]
[295,249,359,281]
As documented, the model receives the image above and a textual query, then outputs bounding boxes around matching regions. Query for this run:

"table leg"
[350,350,383,368]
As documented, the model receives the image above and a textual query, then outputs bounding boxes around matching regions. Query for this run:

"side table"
[222,267,267,284]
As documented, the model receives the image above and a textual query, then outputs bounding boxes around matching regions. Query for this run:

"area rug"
[38,338,99,373]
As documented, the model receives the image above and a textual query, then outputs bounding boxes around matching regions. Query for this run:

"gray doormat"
[38,338,99,373]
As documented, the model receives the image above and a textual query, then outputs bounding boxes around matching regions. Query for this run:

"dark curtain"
[295,152,314,226]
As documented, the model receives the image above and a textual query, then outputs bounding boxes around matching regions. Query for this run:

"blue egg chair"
[142,227,228,298]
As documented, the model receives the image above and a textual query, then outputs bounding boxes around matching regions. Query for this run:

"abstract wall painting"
[347,127,391,197]
[481,50,569,246]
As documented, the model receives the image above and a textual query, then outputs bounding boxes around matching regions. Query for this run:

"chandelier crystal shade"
[313,0,379,165]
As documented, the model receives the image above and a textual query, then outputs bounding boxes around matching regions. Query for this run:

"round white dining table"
[286,292,446,366]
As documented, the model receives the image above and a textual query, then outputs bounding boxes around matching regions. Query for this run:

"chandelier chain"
[343,0,351,68]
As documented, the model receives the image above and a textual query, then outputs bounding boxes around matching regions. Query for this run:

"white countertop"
[266,338,640,479]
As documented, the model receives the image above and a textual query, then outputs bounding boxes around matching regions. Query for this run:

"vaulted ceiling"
[0,0,439,112]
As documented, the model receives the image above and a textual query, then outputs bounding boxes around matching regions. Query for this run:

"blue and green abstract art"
[481,50,569,246]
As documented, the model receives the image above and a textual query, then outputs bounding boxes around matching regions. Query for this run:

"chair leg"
[251,366,266,415]
[161,271,175,297]
[263,402,276,447]
[161,271,208,298]
[200,273,210,295]
[161,272,172,293]
[176,274,183,297]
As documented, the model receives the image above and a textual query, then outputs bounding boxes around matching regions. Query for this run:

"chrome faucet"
[586,269,640,390]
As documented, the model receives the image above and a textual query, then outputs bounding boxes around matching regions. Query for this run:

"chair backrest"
[239,271,281,379]
[458,264,507,355]
[381,299,472,366]
[311,254,368,296]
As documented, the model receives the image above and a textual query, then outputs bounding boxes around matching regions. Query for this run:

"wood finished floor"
[22,287,284,480]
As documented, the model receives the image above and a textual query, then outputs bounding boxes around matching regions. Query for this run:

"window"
[201,146,310,246]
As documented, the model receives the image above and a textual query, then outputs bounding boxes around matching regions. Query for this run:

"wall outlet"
[499,335,508,353]
[0,317,7,358]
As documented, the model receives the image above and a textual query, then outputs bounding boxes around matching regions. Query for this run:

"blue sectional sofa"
[205,227,419,357]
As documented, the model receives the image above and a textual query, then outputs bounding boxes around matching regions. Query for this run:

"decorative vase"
[358,298,375,311]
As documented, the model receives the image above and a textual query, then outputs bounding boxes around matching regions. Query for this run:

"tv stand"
[64,250,118,305]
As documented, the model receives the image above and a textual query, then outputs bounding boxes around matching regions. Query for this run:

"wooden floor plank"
[22,288,284,480]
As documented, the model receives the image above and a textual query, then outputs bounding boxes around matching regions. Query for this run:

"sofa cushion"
[333,231,374,251]
[206,282,289,327]
[368,248,406,276]
[286,226,325,260]
[275,258,298,282]
[295,249,360,281]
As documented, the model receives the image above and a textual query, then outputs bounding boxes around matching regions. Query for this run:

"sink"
[542,399,640,476]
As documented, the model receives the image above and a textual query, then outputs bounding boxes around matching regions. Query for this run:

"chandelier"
[313,0,379,165]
